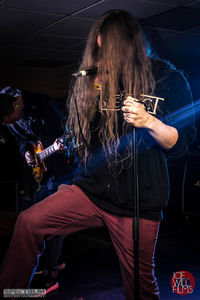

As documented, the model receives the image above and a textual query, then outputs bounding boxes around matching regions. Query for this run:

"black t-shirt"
[73,60,196,220]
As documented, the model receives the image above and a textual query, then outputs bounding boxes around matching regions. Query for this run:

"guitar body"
[29,133,75,192]
[32,141,47,189]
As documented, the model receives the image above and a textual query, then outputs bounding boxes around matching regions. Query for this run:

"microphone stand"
[132,126,140,299]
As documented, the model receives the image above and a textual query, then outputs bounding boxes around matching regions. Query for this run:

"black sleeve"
[163,70,196,157]
[7,126,34,157]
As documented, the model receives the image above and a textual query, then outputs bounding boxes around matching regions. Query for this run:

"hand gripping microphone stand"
[133,126,140,299]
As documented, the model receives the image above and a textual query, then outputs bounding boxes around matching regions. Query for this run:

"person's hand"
[122,96,153,128]
[54,138,65,153]
[25,151,36,167]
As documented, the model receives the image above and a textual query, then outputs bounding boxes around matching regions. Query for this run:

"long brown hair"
[67,9,155,166]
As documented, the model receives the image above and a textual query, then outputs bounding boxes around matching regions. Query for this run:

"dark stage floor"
[0,210,200,300]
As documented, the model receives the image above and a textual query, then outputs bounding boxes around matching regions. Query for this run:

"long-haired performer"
[0,9,196,299]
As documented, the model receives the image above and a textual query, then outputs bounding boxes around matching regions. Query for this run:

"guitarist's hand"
[54,138,65,153]
[25,151,36,167]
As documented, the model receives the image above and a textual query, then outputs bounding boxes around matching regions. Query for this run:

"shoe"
[32,281,59,297]
[30,274,59,296]
[34,268,43,275]
[35,262,66,275]
[45,279,59,295]
[55,262,66,271]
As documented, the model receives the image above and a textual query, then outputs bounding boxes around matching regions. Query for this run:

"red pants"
[0,185,160,299]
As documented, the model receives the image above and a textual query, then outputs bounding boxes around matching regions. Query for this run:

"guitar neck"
[37,144,57,162]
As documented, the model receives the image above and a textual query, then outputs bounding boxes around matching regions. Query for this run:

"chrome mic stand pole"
[132,126,140,299]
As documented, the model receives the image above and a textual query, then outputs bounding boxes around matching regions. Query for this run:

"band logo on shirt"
[140,94,164,115]
[100,91,164,115]
[100,93,123,111]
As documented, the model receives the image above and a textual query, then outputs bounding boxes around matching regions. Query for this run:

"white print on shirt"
[140,94,165,115]
[100,93,123,111]
[100,92,165,115]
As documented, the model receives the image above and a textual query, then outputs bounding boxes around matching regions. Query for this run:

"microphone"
[72,67,97,78]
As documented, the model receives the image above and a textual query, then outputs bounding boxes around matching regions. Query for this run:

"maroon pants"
[0,185,160,299]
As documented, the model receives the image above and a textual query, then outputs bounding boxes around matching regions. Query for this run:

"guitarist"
[0,86,77,294]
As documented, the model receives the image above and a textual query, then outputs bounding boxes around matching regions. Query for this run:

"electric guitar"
[32,137,67,191]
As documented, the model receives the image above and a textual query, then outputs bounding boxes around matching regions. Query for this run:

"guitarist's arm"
[8,124,34,157]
